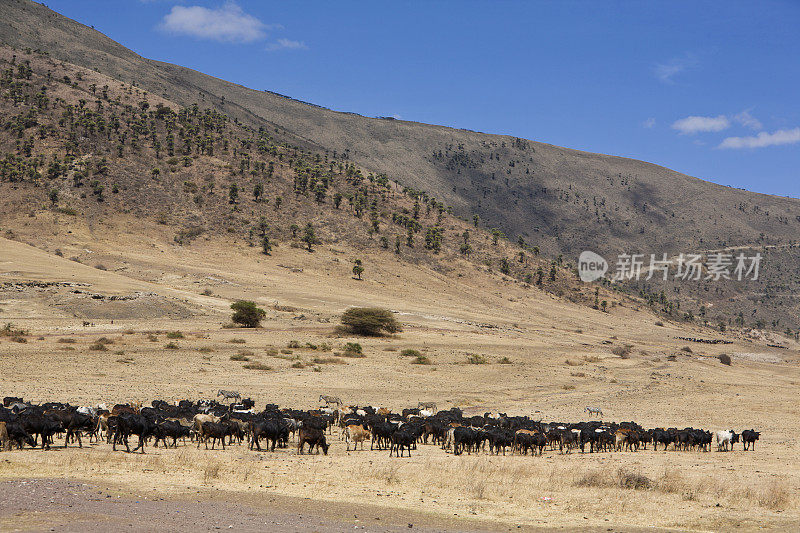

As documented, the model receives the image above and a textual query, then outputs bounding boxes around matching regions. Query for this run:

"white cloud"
[671,115,730,135]
[733,110,763,130]
[718,128,800,149]
[642,117,656,129]
[160,2,269,43]
[653,54,698,84]
[265,38,308,51]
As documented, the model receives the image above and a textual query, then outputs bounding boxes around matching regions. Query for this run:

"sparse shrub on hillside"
[498,356,513,364]
[57,337,76,344]
[164,342,179,350]
[166,331,184,339]
[400,349,421,357]
[719,353,732,365]
[412,354,432,365]
[312,356,346,365]
[88,342,107,351]
[342,342,364,357]
[243,362,272,371]
[339,307,401,336]
[287,340,301,348]
[230,300,266,328]
[611,345,632,358]
[230,353,249,361]
[1,323,28,338]
[229,338,247,344]
[466,353,487,364]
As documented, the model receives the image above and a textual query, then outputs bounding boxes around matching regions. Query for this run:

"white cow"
[715,429,738,451]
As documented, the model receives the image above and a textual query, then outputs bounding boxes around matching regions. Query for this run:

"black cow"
[5,421,35,449]
[389,429,415,457]
[298,426,329,455]
[250,419,288,452]
[112,414,154,453]
[742,429,760,450]
[153,420,191,448]
[21,414,62,450]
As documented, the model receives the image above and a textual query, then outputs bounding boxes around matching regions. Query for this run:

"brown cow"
[0,422,9,451]
[344,424,371,451]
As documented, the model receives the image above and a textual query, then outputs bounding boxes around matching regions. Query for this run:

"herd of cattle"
[0,396,761,458]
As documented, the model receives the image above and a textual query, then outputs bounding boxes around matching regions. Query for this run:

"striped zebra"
[584,406,603,418]
[217,389,241,402]
[418,401,437,412]
[319,394,342,407]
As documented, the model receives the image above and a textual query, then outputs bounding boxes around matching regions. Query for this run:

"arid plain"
[1,225,799,532]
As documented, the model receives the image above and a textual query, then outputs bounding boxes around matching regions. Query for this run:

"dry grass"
[311,356,346,365]
[242,362,273,371]
[612,345,632,358]
[466,353,487,364]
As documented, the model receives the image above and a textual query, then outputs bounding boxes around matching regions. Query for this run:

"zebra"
[319,395,342,407]
[418,401,437,412]
[217,389,241,402]
[584,406,603,418]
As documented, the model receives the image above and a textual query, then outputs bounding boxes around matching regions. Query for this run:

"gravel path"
[0,478,505,533]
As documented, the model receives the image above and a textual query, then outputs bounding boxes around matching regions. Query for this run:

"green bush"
[466,353,487,364]
[342,342,364,357]
[230,300,266,328]
[400,349,421,357]
[340,307,401,336]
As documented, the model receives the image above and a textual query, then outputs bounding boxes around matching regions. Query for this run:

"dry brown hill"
[1,0,799,331]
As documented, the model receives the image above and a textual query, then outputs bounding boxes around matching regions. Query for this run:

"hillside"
[1,0,799,333]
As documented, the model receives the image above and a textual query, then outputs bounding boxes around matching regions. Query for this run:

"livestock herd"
[0,396,761,459]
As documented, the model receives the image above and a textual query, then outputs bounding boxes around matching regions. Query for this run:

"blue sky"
[43,1,800,197]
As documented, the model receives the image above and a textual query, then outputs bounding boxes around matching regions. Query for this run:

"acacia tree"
[230,300,266,328]
[352,259,364,280]
[302,223,317,251]
[340,307,401,336]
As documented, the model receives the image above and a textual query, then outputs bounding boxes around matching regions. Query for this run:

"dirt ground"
[1,233,799,531]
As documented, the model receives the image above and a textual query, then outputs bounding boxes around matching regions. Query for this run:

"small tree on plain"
[340,307,402,336]
[231,300,266,328]
[352,259,364,280]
